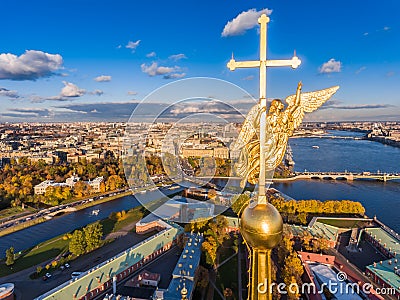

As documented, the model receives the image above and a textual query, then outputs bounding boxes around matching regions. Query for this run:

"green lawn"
[113,207,147,232]
[98,206,148,234]
[0,235,69,277]
[316,218,367,228]
[0,196,154,278]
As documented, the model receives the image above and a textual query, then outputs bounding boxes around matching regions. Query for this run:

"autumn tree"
[5,246,14,266]
[105,175,124,191]
[69,229,86,256]
[202,235,218,267]
[84,223,103,252]
[277,235,293,265]
[73,181,92,198]
[282,251,304,299]
[231,193,250,216]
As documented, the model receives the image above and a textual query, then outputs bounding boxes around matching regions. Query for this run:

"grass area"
[0,235,69,277]
[0,206,36,220]
[113,207,147,232]
[99,205,148,234]
[316,218,367,228]
[0,204,149,278]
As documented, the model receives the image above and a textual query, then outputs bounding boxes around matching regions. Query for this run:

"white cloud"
[163,73,186,79]
[319,59,342,74]
[94,75,111,82]
[141,62,180,76]
[2,107,54,119]
[221,8,273,37]
[126,40,141,51]
[0,87,19,98]
[146,51,156,58]
[170,100,236,115]
[355,66,366,74]
[0,50,63,80]
[383,26,390,31]
[169,53,187,61]
[90,89,104,96]
[61,81,86,97]
[386,71,395,77]
[242,75,254,81]
[127,91,138,95]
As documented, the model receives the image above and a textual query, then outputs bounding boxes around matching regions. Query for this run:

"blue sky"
[0,0,399,122]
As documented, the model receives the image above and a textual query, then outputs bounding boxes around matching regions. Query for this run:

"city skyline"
[0,0,399,122]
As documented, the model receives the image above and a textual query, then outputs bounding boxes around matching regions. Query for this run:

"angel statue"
[233,82,339,187]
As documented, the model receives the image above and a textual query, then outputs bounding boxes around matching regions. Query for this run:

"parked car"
[71,271,83,279]
[64,263,70,268]
[45,273,51,278]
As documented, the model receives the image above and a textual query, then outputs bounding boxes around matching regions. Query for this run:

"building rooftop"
[35,221,183,300]
[162,232,204,300]
[287,221,340,241]
[366,260,400,294]
[364,227,400,255]
[309,263,363,300]
[310,221,340,241]
[365,227,400,294]
[171,233,203,280]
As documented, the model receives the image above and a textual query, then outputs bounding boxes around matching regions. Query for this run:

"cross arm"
[227,58,260,71]
[266,56,301,69]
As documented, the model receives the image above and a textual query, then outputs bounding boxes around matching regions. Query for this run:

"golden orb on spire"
[240,202,283,250]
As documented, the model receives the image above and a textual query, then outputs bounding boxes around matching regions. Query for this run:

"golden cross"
[227,14,301,204]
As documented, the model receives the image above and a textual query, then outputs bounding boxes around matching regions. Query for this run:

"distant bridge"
[292,172,400,182]
[292,135,364,140]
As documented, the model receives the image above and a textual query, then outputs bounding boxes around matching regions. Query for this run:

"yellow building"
[213,147,229,159]
[181,148,213,158]
[181,146,229,159]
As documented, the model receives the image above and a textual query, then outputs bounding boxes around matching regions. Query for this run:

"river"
[272,130,400,232]
[289,130,400,173]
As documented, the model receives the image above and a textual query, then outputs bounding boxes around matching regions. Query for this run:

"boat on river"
[90,209,100,216]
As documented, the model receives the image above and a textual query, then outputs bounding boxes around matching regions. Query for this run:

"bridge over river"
[291,172,400,182]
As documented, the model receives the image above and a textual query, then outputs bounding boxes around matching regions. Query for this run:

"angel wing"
[232,103,261,151]
[285,85,339,129]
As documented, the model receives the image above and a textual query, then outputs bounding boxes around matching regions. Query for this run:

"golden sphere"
[240,203,283,250]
